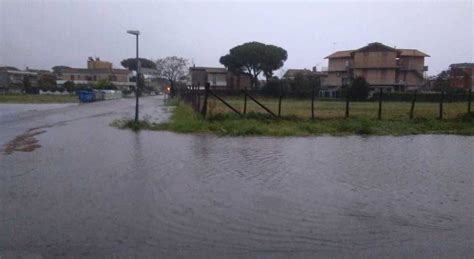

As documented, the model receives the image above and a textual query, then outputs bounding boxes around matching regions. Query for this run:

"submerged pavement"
[0,96,473,258]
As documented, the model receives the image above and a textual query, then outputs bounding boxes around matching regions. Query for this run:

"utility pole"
[127,30,140,123]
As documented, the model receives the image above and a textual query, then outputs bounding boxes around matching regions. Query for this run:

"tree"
[219,41,287,88]
[351,76,369,101]
[22,76,32,93]
[64,81,76,93]
[94,79,118,90]
[432,70,451,92]
[38,74,57,88]
[121,58,156,71]
[155,56,188,97]
[288,73,321,97]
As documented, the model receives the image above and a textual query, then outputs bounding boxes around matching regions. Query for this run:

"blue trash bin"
[79,91,94,102]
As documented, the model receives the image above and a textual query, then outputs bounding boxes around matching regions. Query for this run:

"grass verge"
[112,102,474,136]
[0,94,78,103]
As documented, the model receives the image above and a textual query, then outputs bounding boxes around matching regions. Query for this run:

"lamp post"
[127,30,140,123]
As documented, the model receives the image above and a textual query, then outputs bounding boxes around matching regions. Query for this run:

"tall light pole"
[127,30,140,123]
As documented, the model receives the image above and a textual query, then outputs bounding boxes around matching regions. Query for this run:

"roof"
[0,66,19,71]
[284,69,312,77]
[62,68,129,75]
[399,49,430,57]
[325,50,353,59]
[355,42,397,53]
[283,69,327,78]
[326,43,430,59]
[1,70,38,76]
[190,66,227,73]
[27,69,52,74]
[450,63,474,68]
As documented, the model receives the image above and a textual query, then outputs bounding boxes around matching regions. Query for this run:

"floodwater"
[0,96,473,258]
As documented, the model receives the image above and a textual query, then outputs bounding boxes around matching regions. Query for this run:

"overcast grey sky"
[0,0,472,75]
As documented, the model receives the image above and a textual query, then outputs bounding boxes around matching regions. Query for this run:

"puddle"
[3,128,47,155]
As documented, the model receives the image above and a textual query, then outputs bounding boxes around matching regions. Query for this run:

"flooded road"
[1,96,473,258]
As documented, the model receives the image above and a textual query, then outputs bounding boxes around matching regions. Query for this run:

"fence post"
[243,87,247,115]
[377,88,383,120]
[201,82,210,118]
[197,82,200,111]
[410,90,417,120]
[468,88,472,114]
[439,90,444,119]
[189,84,197,110]
[278,94,282,117]
[195,84,199,111]
[311,82,315,119]
[345,88,350,118]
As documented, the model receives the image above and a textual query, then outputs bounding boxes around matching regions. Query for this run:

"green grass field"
[205,97,469,120]
[113,98,474,136]
[0,94,78,103]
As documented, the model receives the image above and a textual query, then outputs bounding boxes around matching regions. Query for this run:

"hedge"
[371,92,469,102]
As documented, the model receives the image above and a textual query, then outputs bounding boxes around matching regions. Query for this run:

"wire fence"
[181,83,472,120]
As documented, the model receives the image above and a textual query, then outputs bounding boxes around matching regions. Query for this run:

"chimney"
[312,66,317,72]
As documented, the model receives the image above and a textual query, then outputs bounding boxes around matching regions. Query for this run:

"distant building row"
[0,58,168,93]
[2,42,472,95]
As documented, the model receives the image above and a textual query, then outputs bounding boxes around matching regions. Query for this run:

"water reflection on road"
[0,96,473,258]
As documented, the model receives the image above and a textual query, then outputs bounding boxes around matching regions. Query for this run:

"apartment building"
[56,58,132,89]
[325,42,429,92]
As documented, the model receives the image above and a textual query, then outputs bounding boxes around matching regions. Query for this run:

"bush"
[351,77,369,101]
[65,84,76,93]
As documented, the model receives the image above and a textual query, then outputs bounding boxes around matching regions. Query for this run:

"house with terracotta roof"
[324,42,429,94]
[189,66,252,90]
[448,63,473,91]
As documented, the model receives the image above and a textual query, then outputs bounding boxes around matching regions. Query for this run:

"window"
[71,75,75,80]
[93,75,97,81]
[363,52,369,56]
[381,70,387,79]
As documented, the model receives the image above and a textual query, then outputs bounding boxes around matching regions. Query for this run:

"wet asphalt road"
[0,96,473,258]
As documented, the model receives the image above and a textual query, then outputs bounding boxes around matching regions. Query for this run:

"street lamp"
[127,30,140,123]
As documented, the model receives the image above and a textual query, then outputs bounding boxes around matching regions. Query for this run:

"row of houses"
[185,42,433,93]
[2,42,472,95]
[188,42,473,98]
[1,57,168,93]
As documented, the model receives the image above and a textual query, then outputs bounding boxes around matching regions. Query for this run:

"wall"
[328,58,351,71]
[87,61,112,70]
[208,73,227,87]
[325,72,349,87]
[353,51,398,68]
[353,69,397,85]
[228,73,251,90]
[398,57,425,71]
[397,71,423,86]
